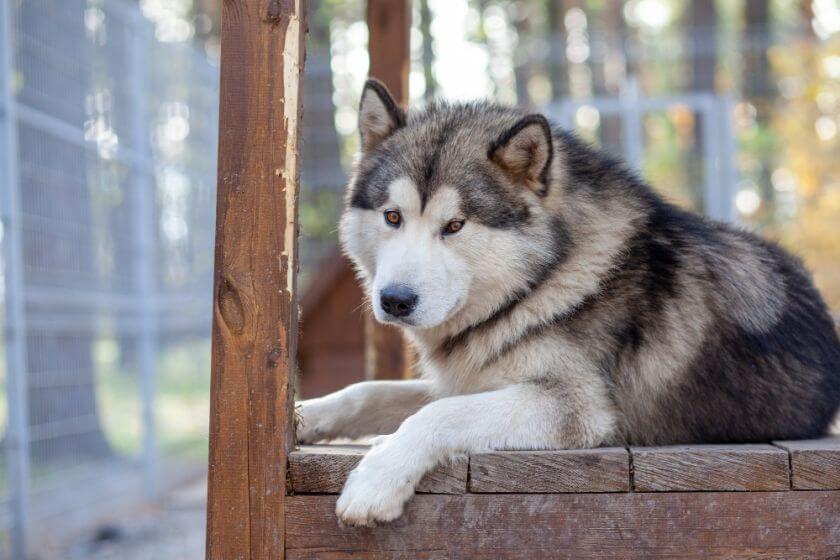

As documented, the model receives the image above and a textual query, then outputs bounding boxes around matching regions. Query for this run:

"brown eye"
[444,220,464,235]
[384,210,401,227]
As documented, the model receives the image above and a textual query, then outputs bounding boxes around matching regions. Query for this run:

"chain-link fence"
[0,0,218,557]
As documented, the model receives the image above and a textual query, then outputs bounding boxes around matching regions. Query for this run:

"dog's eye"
[443,220,465,235]
[384,210,402,227]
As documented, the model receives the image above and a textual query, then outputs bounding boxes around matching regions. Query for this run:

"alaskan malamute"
[298,79,840,526]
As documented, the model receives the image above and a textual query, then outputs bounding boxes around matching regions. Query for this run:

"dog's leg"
[296,379,435,443]
[335,378,615,526]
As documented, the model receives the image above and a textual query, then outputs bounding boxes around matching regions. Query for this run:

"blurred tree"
[302,0,345,195]
[547,0,570,101]
[297,0,349,278]
[592,0,627,154]
[420,0,437,100]
[743,0,777,226]
[15,0,112,462]
[511,1,536,107]
[766,4,840,311]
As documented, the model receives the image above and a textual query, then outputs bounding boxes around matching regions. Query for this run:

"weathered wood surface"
[285,492,840,559]
[775,436,840,490]
[469,448,629,493]
[205,0,306,558]
[631,444,790,491]
[289,445,467,494]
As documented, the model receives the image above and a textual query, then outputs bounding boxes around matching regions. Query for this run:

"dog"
[296,78,840,527]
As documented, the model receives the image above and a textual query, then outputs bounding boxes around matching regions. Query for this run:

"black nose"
[380,285,418,318]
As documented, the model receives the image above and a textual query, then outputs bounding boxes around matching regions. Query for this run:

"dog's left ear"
[488,114,554,197]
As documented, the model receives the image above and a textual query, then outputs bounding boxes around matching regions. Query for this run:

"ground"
[41,476,207,560]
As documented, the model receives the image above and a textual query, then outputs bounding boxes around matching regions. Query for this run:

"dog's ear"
[359,78,406,152]
[488,114,554,197]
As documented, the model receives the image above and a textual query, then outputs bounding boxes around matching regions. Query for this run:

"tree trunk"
[420,0,436,100]
[299,0,346,271]
[17,0,111,462]
[743,0,774,223]
[548,0,569,101]
[302,0,344,195]
[512,8,533,108]
[593,0,626,155]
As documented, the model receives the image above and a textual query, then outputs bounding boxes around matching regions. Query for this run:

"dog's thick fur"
[297,80,840,526]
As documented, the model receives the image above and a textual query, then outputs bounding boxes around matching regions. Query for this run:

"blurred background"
[0,0,838,558]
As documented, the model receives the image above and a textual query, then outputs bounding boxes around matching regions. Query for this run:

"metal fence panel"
[0,0,218,557]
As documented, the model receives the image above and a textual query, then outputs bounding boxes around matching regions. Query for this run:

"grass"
[0,332,211,497]
[97,335,211,461]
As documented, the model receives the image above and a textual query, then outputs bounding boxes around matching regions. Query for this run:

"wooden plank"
[285,492,840,559]
[364,0,412,381]
[205,1,306,558]
[288,445,467,494]
[631,444,789,491]
[469,448,629,493]
[774,437,840,490]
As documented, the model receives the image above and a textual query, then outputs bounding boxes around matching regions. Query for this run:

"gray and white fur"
[297,79,840,526]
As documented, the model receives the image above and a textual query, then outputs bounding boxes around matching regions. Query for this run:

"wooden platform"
[286,439,840,559]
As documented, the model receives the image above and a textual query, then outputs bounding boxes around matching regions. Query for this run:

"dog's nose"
[380,285,418,318]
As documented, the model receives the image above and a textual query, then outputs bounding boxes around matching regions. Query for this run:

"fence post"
[620,78,644,172]
[205,0,306,558]
[0,2,31,558]
[718,95,737,223]
[128,11,159,496]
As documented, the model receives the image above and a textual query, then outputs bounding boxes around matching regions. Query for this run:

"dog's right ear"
[359,79,406,152]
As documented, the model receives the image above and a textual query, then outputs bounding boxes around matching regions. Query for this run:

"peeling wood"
[205,0,306,558]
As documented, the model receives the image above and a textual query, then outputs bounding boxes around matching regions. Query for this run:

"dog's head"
[340,80,567,330]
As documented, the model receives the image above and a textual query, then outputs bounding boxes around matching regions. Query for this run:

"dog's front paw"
[336,468,414,527]
[335,442,416,527]
[295,398,335,444]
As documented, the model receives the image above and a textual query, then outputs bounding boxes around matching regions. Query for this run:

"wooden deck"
[286,439,840,559]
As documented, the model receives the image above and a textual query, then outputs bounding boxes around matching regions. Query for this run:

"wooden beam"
[631,444,790,491]
[289,445,467,494]
[774,437,840,490]
[364,0,412,379]
[205,1,306,558]
[469,448,630,493]
[286,492,840,558]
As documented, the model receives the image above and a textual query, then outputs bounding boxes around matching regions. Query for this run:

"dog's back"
[578,197,840,445]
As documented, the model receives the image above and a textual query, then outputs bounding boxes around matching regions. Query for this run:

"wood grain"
[469,448,630,493]
[286,492,840,559]
[205,1,306,558]
[288,445,467,494]
[631,444,790,491]
[774,437,840,490]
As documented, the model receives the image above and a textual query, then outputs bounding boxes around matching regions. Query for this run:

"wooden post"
[367,0,410,105]
[365,0,413,380]
[205,0,306,558]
